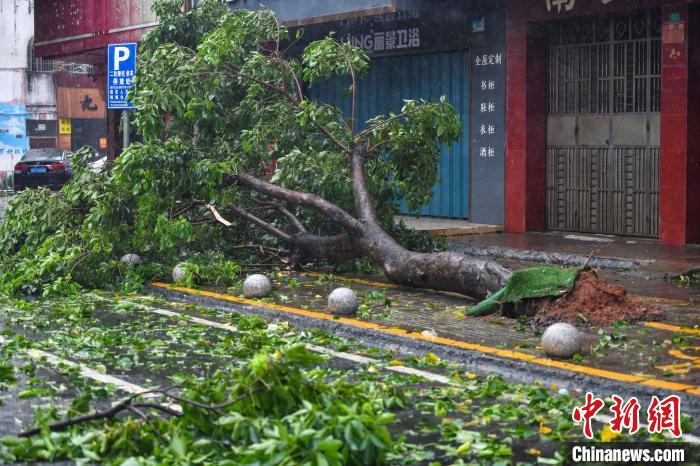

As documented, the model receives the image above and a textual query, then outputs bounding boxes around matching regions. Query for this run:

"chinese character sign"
[0,103,29,172]
[107,43,137,109]
[342,28,421,54]
[547,0,616,13]
[572,393,682,439]
[472,52,503,160]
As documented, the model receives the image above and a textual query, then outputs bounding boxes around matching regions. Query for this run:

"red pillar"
[524,25,547,231]
[686,5,700,243]
[505,6,546,232]
[505,10,528,232]
[659,5,689,244]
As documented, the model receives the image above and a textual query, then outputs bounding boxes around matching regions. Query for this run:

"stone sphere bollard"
[243,274,272,298]
[328,287,358,316]
[120,253,141,266]
[172,263,187,283]
[541,322,582,359]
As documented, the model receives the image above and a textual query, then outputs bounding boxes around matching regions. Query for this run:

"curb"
[448,242,655,270]
[146,285,700,418]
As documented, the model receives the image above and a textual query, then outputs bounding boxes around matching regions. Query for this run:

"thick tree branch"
[276,204,307,233]
[288,232,361,263]
[227,204,292,243]
[235,173,365,235]
[350,144,381,226]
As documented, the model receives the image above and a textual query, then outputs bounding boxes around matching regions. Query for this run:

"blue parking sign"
[107,43,137,109]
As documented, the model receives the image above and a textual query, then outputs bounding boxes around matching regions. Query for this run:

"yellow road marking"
[151,282,700,396]
[640,379,697,391]
[655,362,692,375]
[668,348,700,362]
[655,348,700,375]
[644,322,700,336]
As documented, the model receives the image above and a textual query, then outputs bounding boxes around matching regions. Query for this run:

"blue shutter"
[311,50,470,219]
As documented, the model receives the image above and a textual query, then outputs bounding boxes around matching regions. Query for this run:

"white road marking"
[31,295,700,443]
[118,298,461,386]
[0,336,182,413]
[26,348,151,395]
[120,299,700,443]
[140,305,237,331]
[306,344,456,385]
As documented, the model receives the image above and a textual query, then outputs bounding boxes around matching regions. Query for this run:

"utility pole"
[123,110,130,148]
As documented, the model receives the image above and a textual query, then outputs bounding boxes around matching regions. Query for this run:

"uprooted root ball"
[534,270,664,327]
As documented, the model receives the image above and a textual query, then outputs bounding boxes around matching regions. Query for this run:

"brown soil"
[534,270,664,327]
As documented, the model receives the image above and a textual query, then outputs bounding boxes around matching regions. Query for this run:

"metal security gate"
[311,51,470,219]
[545,11,661,237]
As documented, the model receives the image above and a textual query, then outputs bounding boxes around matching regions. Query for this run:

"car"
[13,148,73,191]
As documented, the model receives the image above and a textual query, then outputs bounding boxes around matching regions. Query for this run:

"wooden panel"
[58,134,72,150]
[57,88,106,119]
[29,138,57,149]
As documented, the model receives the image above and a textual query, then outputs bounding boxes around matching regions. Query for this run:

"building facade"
[24,0,700,244]
[32,0,158,159]
[506,0,700,245]
[278,0,700,244]
[279,0,508,225]
[0,0,56,186]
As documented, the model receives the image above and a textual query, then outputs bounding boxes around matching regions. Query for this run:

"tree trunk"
[288,233,362,265]
[234,149,512,300]
[346,146,511,299]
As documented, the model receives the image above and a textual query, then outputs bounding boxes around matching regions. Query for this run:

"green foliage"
[1,344,393,465]
[173,253,242,288]
[0,0,463,294]
[302,37,370,85]
[389,221,447,253]
[0,188,77,257]
[0,147,103,295]
[365,98,462,211]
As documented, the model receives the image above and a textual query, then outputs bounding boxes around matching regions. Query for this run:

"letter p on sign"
[113,46,130,70]
[107,43,137,109]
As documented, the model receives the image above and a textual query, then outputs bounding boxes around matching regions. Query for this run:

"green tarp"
[468,266,584,316]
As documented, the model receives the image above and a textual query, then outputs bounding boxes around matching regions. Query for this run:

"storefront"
[292,0,508,224]
[506,0,700,244]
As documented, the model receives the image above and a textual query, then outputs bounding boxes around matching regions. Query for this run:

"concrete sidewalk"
[396,215,504,236]
[449,231,700,276]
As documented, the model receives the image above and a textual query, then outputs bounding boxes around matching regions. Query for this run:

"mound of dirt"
[534,270,664,327]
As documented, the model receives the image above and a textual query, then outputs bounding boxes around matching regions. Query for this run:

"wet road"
[1,291,699,466]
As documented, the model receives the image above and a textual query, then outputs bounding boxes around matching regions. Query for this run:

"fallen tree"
[123,1,510,298]
[0,1,514,298]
